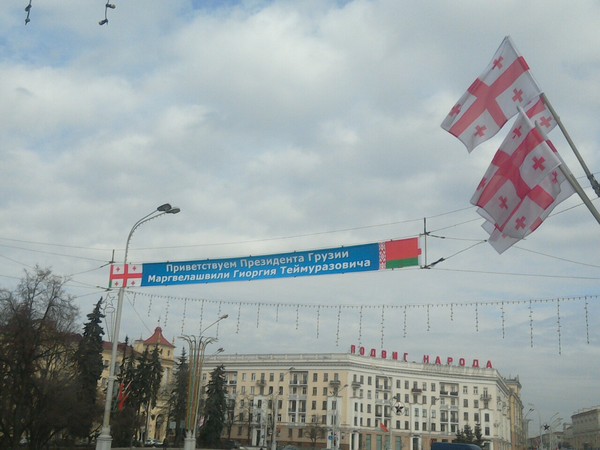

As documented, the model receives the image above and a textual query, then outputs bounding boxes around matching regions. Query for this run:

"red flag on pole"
[441,36,541,152]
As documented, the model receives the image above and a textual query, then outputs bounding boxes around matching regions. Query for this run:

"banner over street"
[109,237,421,288]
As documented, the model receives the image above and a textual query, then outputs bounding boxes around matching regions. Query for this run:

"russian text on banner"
[441,36,541,152]
[108,237,422,287]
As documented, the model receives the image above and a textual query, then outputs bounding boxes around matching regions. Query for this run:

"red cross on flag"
[471,110,563,237]
[524,97,556,134]
[109,263,144,288]
[441,36,541,152]
[482,160,575,253]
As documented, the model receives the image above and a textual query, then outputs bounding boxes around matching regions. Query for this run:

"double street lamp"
[181,314,228,450]
[96,203,181,450]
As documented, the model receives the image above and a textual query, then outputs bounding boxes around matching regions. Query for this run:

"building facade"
[570,407,600,450]
[100,327,176,443]
[201,349,520,450]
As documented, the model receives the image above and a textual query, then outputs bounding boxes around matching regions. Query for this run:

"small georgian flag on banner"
[441,36,541,152]
[109,263,144,288]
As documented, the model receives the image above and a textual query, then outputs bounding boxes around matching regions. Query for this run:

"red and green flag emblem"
[379,237,421,269]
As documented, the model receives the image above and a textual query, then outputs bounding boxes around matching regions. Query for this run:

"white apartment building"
[201,348,520,450]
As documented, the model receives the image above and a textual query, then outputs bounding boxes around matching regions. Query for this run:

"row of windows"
[226,371,491,399]
[229,422,493,438]
[227,384,490,412]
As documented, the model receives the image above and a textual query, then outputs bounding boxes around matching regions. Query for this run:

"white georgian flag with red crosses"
[441,36,542,152]
[109,263,144,288]
[482,160,574,254]
[471,110,563,237]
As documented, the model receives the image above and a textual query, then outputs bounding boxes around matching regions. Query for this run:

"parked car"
[223,440,241,449]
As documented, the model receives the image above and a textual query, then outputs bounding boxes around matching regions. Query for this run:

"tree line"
[0,268,228,450]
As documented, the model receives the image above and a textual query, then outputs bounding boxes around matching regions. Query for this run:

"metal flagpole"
[531,119,600,226]
[540,92,600,198]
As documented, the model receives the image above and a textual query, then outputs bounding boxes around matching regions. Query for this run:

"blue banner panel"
[141,243,381,286]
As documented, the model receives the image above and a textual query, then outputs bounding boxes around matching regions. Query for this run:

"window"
[397,380,401,389]
[474,400,479,408]
[473,386,479,395]
[313,373,318,382]
[431,383,436,391]
[279,386,283,395]
[368,376,372,386]
[313,387,317,395]
[367,404,372,413]
[270,373,274,382]
[251,373,256,381]
[250,386,255,394]
[323,401,327,410]
[464,412,469,421]
[324,373,329,382]
[474,413,480,423]
[323,388,328,396]
[405,381,409,389]
[334,373,339,381]
[463,386,468,394]
[463,399,469,407]
[414,422,419,431]
[312,401,317,410]
[485,413,490,423]
[485,427,490,436]
[242,373,246,381]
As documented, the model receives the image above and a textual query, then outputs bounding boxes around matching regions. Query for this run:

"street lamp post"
[387,393,403,450]
[329,383,349,450]
[96,203,180,450]
[182,315,229,450]
[271,368,294,450]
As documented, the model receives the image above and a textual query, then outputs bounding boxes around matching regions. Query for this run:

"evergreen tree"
[71,298,105,440]
[167,350,189,446]
[112,337,140,447]
[455,424,484,447]
[199,365,227,448]
[474,423,484,447]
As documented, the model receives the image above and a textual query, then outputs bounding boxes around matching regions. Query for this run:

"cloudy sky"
[1,0,599,433]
